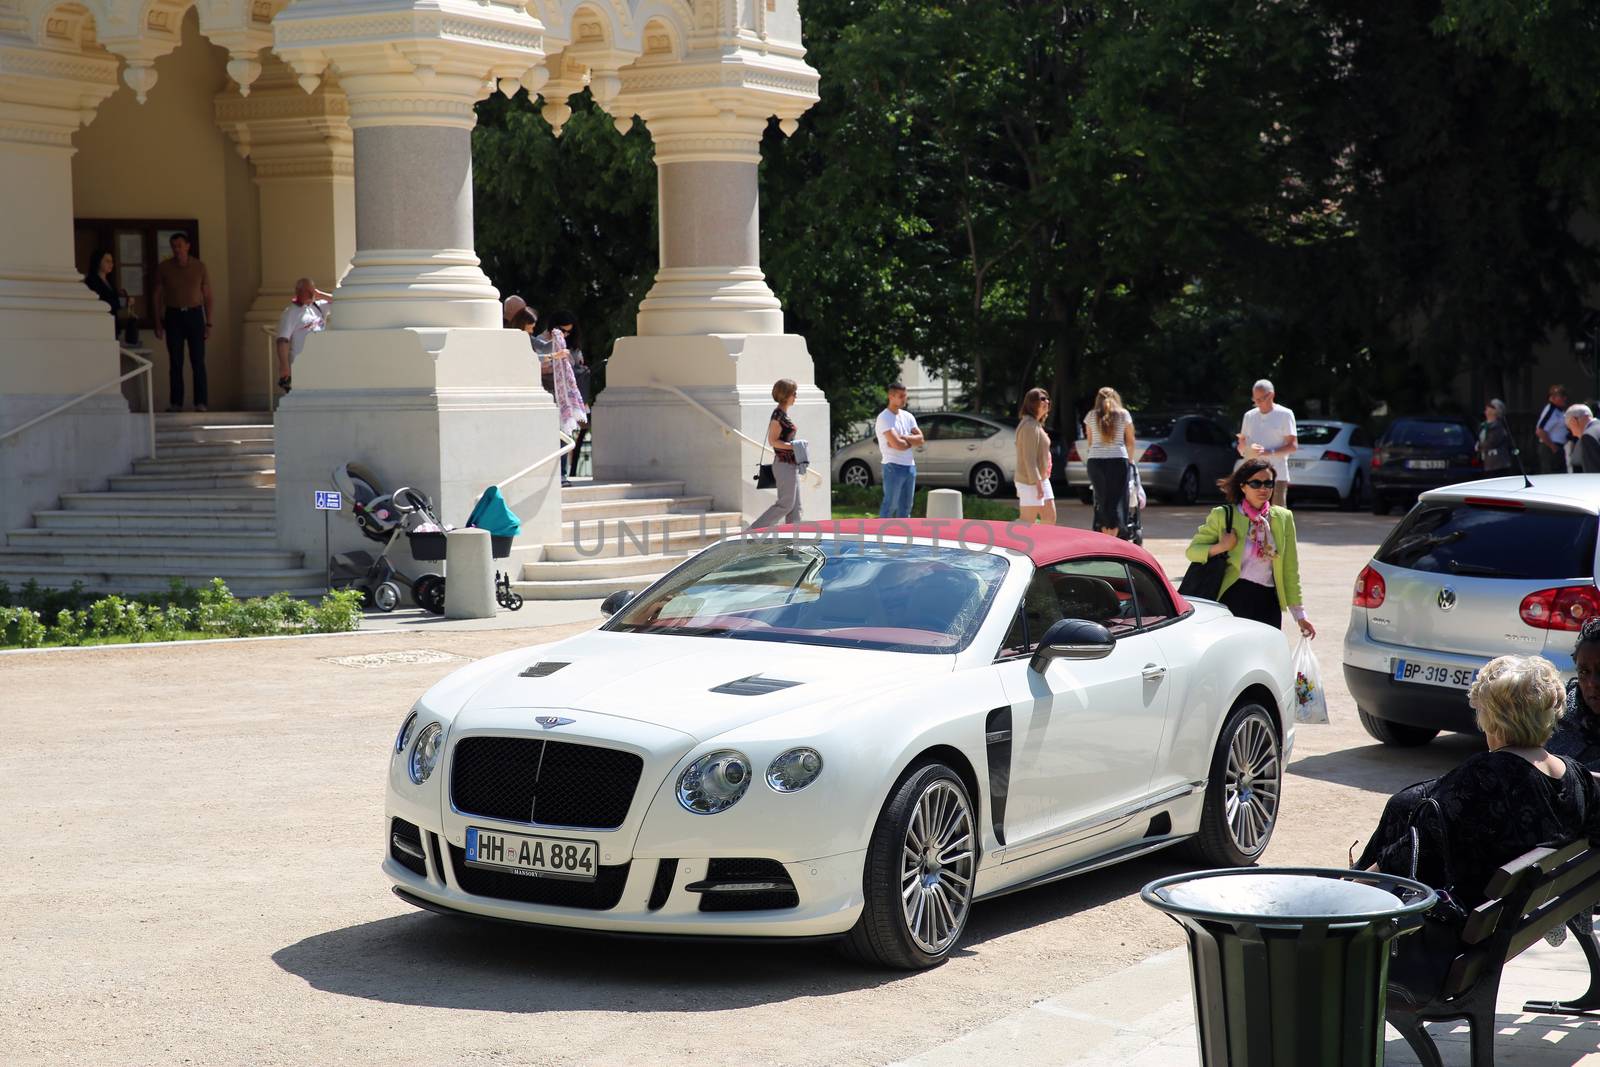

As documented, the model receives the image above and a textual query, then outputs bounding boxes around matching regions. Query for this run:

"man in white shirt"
[1534,383,1571,473]
[875,383,924,517]
[1237,378,1297,506]
[274,277,332,394]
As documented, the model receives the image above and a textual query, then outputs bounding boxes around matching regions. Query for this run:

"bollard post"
[926,488,964,519]
[445,528,496,620]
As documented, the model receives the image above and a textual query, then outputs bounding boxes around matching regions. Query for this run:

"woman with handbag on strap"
[1183,457,1316,638]
[752,379,802,529]
[1084,387,1136,536]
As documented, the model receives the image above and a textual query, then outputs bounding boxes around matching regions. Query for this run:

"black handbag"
[1177,504,1234,600]
[755,463,776,489]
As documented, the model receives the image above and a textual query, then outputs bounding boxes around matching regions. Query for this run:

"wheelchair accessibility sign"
[314,491,343,511]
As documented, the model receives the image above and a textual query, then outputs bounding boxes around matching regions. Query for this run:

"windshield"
[604,539,1012,653]
[1297,424,1341,446]
[1375,502,1598,579]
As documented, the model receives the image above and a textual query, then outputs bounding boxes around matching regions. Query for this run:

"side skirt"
[973,833,1190,903]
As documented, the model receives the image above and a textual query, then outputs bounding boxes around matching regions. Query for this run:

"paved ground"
[5,502,1595,1065]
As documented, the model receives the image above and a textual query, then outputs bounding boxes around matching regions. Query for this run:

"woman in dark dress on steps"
[1356,654,1600,910]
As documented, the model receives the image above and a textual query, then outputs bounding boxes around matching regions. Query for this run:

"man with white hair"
[1237,378,1297,506]
[1565,404,1600,473]
[274,277,332,394]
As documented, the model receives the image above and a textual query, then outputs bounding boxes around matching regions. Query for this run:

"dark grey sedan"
[1066,413,1239,505]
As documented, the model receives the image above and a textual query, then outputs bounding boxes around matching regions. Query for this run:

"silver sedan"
[832,412,1024,498]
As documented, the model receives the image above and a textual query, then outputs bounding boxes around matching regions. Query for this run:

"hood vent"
[711,674,802,697]
[519,661,570,678]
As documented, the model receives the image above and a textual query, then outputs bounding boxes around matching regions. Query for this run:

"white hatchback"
[1344,475,1600,746]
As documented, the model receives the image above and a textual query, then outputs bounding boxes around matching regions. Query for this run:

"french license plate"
[1392,658,1479,690]
[465,827,598,882]
[1405,459,1447,470]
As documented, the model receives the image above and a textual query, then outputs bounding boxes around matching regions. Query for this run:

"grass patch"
[831,484,1018,521]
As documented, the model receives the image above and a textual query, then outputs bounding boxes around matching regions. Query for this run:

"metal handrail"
[644,379,824,487]
[262,324,278,417]
[496,430,576,494]
[0,346,156,459]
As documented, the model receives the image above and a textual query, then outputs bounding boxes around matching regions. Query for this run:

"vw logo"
[535,716,575,728]
[1437,587,1457,612]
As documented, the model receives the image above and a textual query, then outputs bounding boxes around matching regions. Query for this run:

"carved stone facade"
[0,0,823,560]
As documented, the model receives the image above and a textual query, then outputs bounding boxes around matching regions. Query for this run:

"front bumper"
[383,824,867,938]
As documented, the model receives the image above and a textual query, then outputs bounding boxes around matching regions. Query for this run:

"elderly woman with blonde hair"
[1356,655,1600,909]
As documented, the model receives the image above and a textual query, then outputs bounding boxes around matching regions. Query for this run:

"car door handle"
[1141,664,1167,681]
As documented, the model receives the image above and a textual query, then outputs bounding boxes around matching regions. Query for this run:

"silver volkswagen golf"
[1344,475,1600,746]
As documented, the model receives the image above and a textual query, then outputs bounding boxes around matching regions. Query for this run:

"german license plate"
[465,827,598,882]
[1405,459,1447,470]
[1392,658,1479,689]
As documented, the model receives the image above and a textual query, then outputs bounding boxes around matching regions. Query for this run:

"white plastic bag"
[1292,638,1330,724]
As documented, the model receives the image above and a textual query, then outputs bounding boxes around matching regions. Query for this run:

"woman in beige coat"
[1015,388,1056,524]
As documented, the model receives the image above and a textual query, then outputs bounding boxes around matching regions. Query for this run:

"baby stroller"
[406,485,525,615]
[1119,463,1146,546]
[329,463,447,612]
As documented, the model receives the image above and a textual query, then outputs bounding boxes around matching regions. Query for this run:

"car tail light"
[1463,497,1524,510]
[1067,445,1081,462]
[1140,444,1168,463]
[1370,449,1384,469]
[1323,450,1352,463]
[1353,564,1386,609]
[1520,586,1600,631]
[1469,453,1483,468]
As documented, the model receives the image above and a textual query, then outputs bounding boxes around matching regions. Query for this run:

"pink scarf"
[1240,498,1277,562]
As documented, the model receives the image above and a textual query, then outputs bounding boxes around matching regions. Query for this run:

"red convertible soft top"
[766,518,1191,614]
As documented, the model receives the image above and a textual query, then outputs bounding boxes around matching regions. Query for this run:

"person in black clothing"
[1477,399,1515,474]
[1356,654,1600,910]
[1549,617,1600,767]
[82,250,121,318]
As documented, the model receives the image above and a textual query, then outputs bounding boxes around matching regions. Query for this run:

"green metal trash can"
[1142,867,1436,1067]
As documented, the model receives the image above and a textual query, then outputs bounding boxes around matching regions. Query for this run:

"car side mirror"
[600,589,636,618]
[1029,618,1115,673]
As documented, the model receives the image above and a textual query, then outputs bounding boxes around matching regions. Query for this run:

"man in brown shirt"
[152,232,213,411]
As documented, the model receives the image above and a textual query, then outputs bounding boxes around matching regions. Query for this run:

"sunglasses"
[1243,478,1277,490]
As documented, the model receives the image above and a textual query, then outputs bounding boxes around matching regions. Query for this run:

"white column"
[215,62,356,407]
[0,31,137,536]
[638,115,782,335]
[268,1,564,566]
[592,54,827,520]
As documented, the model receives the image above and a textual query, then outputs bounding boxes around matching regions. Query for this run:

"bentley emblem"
[535,716,575,728]
[1437,587,1457,612]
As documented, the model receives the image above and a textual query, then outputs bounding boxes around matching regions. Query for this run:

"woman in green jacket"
[1185,457,1317,638]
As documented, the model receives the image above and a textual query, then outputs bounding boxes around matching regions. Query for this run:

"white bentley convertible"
[385,519,1294,968]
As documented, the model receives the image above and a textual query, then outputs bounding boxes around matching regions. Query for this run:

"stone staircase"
[510,480,744,600]
[1,415,744,603]
[0,412,324,597]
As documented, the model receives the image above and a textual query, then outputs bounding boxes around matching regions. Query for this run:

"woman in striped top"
[1084,386,1137,536]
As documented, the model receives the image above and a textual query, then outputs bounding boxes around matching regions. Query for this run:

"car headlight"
[767,748,824,792]
[409,722,443,784]
[394,711,417,754]
[677,749,752,814]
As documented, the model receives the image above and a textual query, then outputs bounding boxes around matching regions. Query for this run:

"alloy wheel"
[842,461,872,487]
[972,464,1002,497]
[1223,713,1281,856]
[900,779,975,955]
